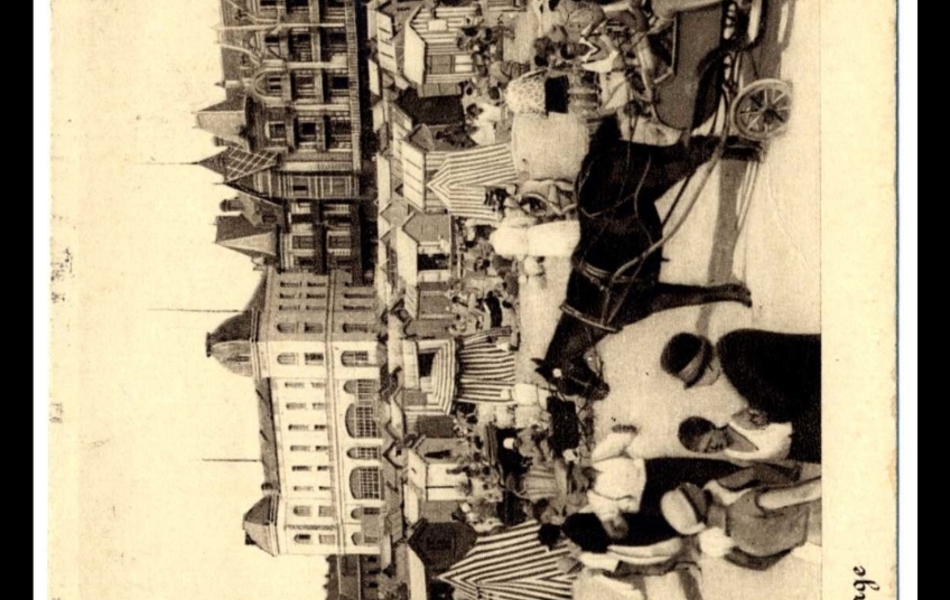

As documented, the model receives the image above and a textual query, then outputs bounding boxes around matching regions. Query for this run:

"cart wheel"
[731,79,792,140]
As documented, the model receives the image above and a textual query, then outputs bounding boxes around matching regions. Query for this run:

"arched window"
[343,322,372,334]
[343,380,378,401]
[341,351,371,367]
[277,353,297,365]
[347,447,380,460]
[352,532,364,545]
[294,534,312,544]
[349,467,381,500]
[345,405,378,438]
[258,73,283,96]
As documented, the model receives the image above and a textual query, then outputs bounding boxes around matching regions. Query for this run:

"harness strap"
[560,303,621,334]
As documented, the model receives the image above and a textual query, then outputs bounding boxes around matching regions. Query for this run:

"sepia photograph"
[44,0,900,598]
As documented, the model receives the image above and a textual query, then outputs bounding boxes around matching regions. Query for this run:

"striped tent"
[426,144,519,222]
[456,328,517,404]
[439,520,575,600]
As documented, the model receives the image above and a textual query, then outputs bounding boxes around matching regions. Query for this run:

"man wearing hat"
[660,329,821,463]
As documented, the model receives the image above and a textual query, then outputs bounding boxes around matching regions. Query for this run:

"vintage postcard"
[45,0,898,599]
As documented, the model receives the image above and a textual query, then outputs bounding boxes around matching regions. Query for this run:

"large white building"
[208,266,387,556]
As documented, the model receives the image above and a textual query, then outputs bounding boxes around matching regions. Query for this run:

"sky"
[49,0,330,597]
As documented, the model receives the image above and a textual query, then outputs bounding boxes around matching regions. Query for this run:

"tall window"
[343,290,373,299]
[341,351,371,367]
[295,119,325,148]
[343,323,371,334]
[289,32,314,62]
[327,231,351,249]
[347,447,380,460]
[292,70,317,99]
[345,405,378,438]
[293,235,316,250]
[343,380,378,402]
[349,467,382,500]
[278,353,297,365]
[343,304,371,312]
[328,116,352,149]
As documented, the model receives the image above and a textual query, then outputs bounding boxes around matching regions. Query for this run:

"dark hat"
[661,333,713,388]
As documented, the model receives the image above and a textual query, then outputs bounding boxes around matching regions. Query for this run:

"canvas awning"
[426,144,519,222]
[401,338,457,414]
[455,328,516,404]
[404,16,427,87]
[439,520,575,600]
[408,546,430,600]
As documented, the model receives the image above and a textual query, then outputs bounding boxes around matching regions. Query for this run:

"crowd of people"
[389,1,814,598]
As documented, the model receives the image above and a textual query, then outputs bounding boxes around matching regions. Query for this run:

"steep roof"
[243,495,278,556]
[214,215,277,257]
[195,89,248,148]
[401,210,451,245]
[255,381,279,490]
[205,274,267,375]
[394,87,464,127]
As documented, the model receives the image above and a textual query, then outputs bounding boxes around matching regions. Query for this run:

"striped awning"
[455,328,516,404]
[426,144,519,222]
[439,520,575,600]
[431,339,458,415]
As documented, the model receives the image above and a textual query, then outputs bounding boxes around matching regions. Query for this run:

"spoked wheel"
[731,78,792,140]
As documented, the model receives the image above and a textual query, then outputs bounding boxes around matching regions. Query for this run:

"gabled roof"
[401,210,451,245]
[243,495,278,556]
[380,196,411,231]
[195,89,249,148]
[215,215,277,257]
[393,87,464,127]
